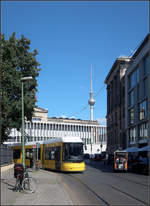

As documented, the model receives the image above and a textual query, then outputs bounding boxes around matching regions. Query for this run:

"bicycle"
[14,164,37,194]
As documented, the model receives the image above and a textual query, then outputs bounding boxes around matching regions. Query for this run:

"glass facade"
[138,122,148,140]
[129,90,135,107]
[144,55,149,75]
[129,67,139,89]
[127,47,149,146]
[129,127,136,143]
[138,100,147,120]
[129,108,135,124]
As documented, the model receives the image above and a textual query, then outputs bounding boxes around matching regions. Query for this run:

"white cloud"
[60,115,67,118]
[70,116,76,119]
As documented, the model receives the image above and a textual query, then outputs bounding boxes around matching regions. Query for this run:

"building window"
[47,124,49,130]
[129,67,139,89]
[144,55,149,75]
[129,127,136,143]
[137,84,140,101]
[138,100,147,120]
[32,117,41,121]
[41,123,43,130]
[37,123,40,129]
[143,78,148,97]
[129,108,134,124]
[129,90,135,107]
[138,123,148,139]
[68,125,70,131]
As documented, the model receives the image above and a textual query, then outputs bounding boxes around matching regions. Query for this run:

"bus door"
[55,146,61,170]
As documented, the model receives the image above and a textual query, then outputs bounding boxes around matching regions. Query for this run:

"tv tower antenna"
[88,64,95,120]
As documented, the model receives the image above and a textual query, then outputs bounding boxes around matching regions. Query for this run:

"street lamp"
[21,76,33,167]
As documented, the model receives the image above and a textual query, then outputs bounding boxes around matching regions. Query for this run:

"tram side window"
[13,149,21,159]
[25,149,33,159]
[50,148,56,160]
[45,147,50,160]
[45,147,59,160]
[45,147,55,160]
[55,147,61,161]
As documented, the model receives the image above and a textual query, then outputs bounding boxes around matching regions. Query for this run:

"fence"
[0,144,13,166]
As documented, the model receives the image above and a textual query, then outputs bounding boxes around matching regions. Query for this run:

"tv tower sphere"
[88,94,95,106]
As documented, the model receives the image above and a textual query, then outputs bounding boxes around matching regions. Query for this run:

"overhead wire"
[68,84,106,118]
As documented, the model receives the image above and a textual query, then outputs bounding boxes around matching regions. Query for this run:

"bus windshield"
[115,152,127,158]
[63,143,84,162]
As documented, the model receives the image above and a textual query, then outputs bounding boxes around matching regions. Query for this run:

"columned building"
[125,34,149,148]
[104,57,131,155]
[8,106,107,155]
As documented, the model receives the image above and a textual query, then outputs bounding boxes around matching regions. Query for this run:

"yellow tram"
[12,141,43,168]
[11,136,85,172]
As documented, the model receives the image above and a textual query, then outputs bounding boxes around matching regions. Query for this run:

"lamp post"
[21,76,33,167]
[100,143,103,153]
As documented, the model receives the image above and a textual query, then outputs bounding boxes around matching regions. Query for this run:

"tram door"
[55,146,61,170]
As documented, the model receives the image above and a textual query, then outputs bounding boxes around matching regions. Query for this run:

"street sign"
[36,142,40,148]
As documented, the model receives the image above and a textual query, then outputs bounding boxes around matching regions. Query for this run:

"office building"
[104,57,131,154]
[125,34,149,148]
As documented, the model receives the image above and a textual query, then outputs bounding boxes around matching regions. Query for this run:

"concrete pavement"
[1,167,73,205]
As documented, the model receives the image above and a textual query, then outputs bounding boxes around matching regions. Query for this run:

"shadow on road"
[85,160,149,176]
[1,178,16,191]
[85,160,114,173]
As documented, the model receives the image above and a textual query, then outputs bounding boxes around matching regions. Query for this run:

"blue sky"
[2,1,149,125]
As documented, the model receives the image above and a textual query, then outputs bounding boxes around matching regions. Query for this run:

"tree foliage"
[1,32,41,143]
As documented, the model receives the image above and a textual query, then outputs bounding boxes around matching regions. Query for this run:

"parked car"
[132,153,149,175]
[94,154,101,161]
[101,152,106,160]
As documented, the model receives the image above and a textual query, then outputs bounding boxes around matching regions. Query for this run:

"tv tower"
[88,64,95,120]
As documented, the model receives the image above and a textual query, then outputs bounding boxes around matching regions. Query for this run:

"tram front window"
[63,143,84,162]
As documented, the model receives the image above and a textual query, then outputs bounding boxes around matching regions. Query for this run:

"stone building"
[8,106,107,155]
[104,57,131,155]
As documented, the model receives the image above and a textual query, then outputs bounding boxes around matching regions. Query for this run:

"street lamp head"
[21,76,33,81]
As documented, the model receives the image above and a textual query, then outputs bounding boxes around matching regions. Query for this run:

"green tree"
[1,32,41,143]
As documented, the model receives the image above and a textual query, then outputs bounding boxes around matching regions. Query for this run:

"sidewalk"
[1,167,73,205]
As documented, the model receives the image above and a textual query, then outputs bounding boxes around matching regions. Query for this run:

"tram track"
[66,173,148,206]
[61,173,110,206]
[87,162,148,187]
[112,173,149,187]
[68,174,110,206]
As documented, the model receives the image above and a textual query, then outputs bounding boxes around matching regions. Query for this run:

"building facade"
[104,57,131,155]
[125,34,149,148]
[8,106,107,155]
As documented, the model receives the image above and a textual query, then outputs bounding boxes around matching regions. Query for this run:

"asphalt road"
[1,161,149,205]
[59,160,149,205]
